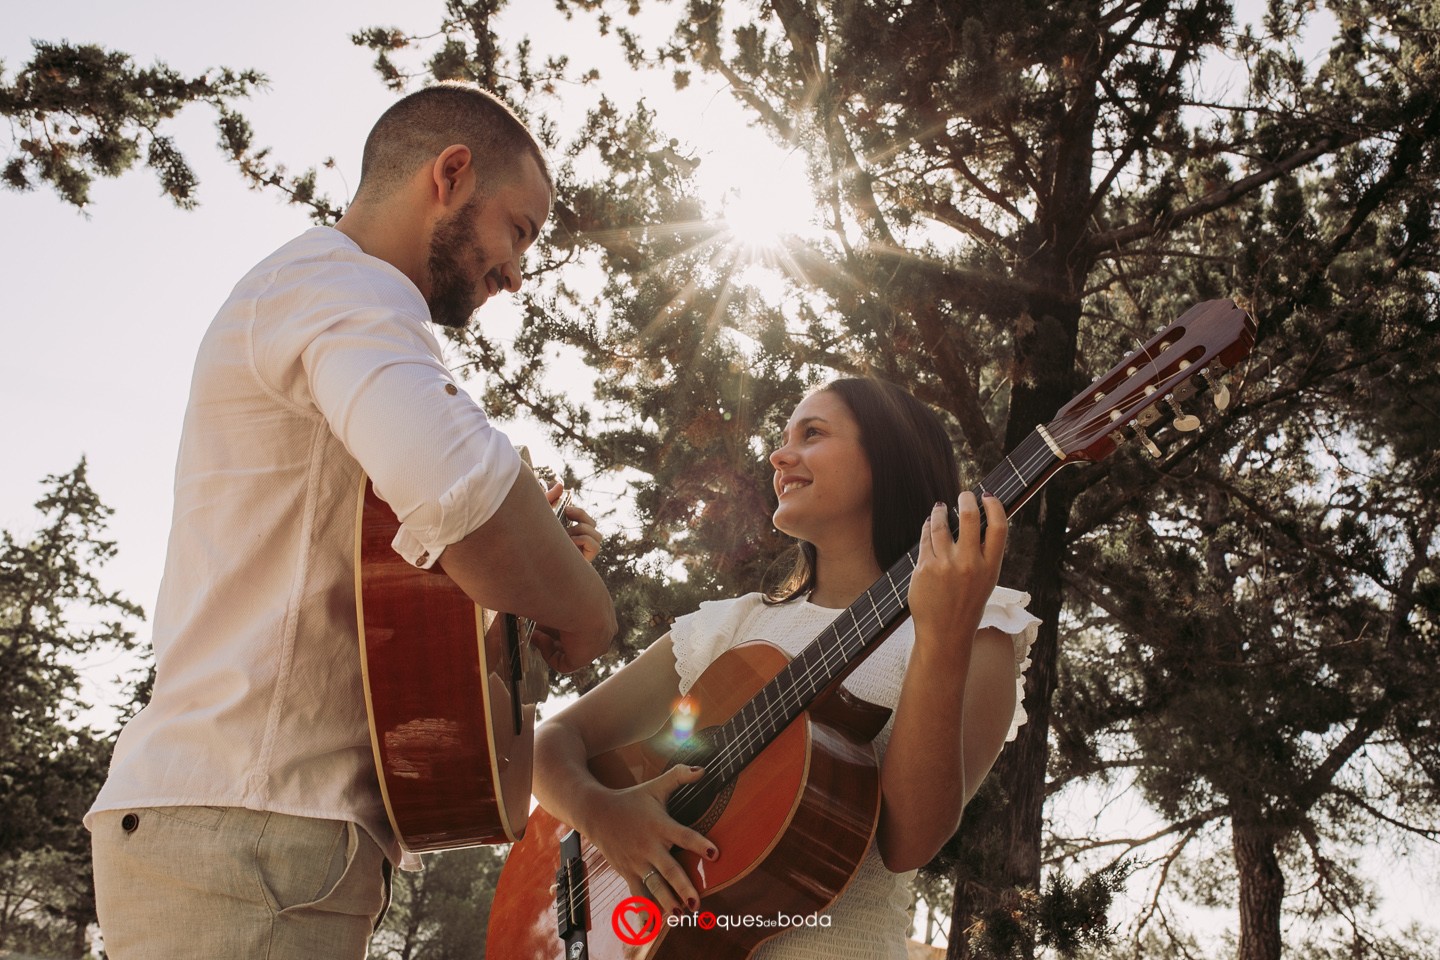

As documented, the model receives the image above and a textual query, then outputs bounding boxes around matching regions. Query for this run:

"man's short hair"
[356,83,552,201]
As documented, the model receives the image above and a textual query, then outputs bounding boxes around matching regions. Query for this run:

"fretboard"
[669,427,1062,809]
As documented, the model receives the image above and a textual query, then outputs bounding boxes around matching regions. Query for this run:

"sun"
[707,139,818,250]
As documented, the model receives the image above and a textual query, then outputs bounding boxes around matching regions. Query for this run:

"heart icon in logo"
[612,896,662,946]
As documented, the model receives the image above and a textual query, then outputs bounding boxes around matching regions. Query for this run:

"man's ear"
[430,144,473,206]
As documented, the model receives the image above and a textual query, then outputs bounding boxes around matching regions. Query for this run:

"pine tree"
[0,39,338,217]
[13,1,1438,953]
[372,846,504,959]
[347,2,1438,955]
[0,461,145,955]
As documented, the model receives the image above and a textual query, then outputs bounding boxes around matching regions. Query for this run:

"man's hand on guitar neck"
[544,481,603,563]
[437,464,617,670]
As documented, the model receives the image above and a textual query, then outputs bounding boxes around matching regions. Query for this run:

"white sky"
[1,0,1431,944]
[0,0,805,654]
[3,0,445,613]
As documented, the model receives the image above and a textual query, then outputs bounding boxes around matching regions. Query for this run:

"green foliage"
[0,40,263,209]
[0,827,103,956]
[0,460,143,855]
[353,2,1439,955]
[372,846,504,959]
[0,461,144,955]
[1033,863,1131,955]
[955,862,1130,960]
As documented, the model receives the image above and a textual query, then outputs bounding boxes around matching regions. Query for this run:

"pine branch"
[1326,786,1440,842]
[1132,824,1200,942]
[1049,813,1216,865]
[1085,132,1358,254]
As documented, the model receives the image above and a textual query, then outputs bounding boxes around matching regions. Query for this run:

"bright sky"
[2,0,1430,942]
[0,0,812,695]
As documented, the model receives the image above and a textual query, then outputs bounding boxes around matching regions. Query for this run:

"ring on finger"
[641,868,660,888]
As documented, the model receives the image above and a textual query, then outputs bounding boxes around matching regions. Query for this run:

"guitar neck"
[668,298,1253,832]
[684,428,1063,789]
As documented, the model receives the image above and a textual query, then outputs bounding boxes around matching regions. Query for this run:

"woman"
[532,378,1039,957]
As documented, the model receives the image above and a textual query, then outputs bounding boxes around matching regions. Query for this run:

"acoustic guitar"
[355,453,567,852]
[486,300,1257,958]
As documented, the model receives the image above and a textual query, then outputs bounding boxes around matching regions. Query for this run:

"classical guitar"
[487,300,1257,958]
[355,453,568,852]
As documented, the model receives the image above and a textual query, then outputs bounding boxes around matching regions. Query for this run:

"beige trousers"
[91,806,389,960]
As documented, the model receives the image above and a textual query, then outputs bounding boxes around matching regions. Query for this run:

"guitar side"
[488,641,886,959]
[488,298,1259,955]
[355,478,534,851]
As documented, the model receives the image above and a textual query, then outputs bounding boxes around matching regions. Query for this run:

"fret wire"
[1008,432,1041,484]
[672,429,1062,807]
[1003,455,1025,488]
[981,431,1059,509]
[724,578,902,767]
[1011,433,1039,482]
[834,611,856,656]
[714,590,892,771]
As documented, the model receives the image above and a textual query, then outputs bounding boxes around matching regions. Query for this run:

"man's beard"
[426,196,486,328]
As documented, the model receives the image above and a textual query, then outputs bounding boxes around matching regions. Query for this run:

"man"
[87,84,616,959]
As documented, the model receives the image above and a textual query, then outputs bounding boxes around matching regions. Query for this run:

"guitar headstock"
[1048,299,1257,463]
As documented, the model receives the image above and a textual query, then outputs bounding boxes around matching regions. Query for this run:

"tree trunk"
[1232,823,1285,960]
[946,287,1083,959]
[71,914,89,959]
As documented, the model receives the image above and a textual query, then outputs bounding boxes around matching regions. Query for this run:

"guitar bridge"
[555,830,589,949]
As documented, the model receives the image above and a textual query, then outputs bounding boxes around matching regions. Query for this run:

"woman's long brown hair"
[765,378,962,604]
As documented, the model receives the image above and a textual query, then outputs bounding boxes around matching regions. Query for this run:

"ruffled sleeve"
[980,585,1041,742]
[668,593,768,695]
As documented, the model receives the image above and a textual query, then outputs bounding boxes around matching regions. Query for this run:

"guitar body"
[489,298,1258,957]
[488,641,891,959]
[355,478,535,851]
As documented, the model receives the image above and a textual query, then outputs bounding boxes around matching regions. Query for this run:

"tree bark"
[1232,823,1285,960]
[946,285,1084,959]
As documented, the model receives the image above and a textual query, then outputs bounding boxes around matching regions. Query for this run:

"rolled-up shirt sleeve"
[249,251,522,569]
[299,308,520,567]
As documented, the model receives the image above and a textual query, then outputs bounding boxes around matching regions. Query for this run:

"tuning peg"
[1167,396,1201,432]
[1201,367,1231,411]
[1131,420,1163,458]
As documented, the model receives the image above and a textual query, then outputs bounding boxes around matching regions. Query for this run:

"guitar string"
[557,373,1211,915]
[561,424,1094,912]
[563,431,1055,913]
[659,367,1202,814]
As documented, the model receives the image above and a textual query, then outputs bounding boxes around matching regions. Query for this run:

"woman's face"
[769,390,874,549]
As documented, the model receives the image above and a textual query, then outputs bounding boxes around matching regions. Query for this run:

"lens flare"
[671,695,699,743]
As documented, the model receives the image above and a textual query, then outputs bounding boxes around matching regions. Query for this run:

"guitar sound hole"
[687,779,736,834]
[665,732,731,827]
